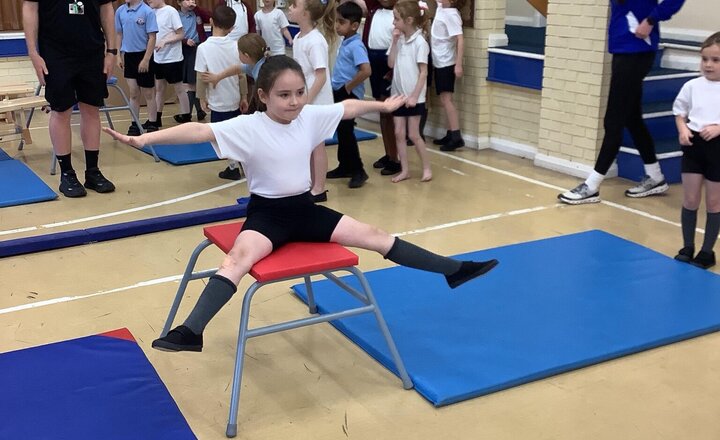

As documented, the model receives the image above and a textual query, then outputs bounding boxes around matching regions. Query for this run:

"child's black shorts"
[392,102,426,117]
[434,65,456,94]
[241,192,344,250]
[182,45,198,84]
[43,50,107,112]
[368,49,391,100]
[152,59,184,84]
[682,132,720,182]
[123,51,155,88]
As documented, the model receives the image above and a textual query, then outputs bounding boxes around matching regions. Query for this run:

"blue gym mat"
[141,142,219,165]
[0,152,57,207]
[0,329,196,439]
[292,230,720,406]
[324,128,377,146]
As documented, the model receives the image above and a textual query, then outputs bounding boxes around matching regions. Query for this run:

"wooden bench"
[0,95,48,146]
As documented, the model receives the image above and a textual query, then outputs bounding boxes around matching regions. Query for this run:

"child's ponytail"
[304,0,338,48]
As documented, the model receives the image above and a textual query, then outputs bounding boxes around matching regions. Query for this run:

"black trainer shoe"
[197,109,207,121]
[59,171,87,198]
[310,190,328,203]
[84,168,115,193]
[433,131,451,145]
[440,137,465,152]
[380,161,402,175]
[152,325,203,352]
[173,113,192,124]
[218,166,243,180]
[690,250,716,269]
[348,170,369,188]
[674,246,694,263]
[127,122,141,136]
[142,120,159,132]
[373,155,390,169]
[446,260,499,289]
[327,167,353,179]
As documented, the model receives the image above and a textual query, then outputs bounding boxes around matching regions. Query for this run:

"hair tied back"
[417,0,428,15]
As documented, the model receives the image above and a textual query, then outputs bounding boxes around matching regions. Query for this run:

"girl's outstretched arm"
[341,95,406,119]
[102,122,216,149]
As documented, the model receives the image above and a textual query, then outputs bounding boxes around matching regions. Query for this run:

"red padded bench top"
[203,222,359,282]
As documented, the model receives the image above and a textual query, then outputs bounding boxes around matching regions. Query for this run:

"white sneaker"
[624,175,668,198]
[558,183,600,205]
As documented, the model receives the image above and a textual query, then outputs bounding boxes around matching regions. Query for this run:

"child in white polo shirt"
[387,0,431,183]
[255,0,293,56]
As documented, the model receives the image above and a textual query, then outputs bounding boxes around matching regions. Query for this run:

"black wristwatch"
[106,48,118,55]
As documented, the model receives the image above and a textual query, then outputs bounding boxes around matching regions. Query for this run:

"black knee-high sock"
[85,150,99,170]
[183,274,237,334]
[57,154,74,173]
[384,238,461,275]
[682,207,698,248]
[702,212,720,253]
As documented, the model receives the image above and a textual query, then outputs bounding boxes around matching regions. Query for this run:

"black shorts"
[434,65,456,94]
[152,59,184,84]
[392,102,426,117]
[210,108,241,122]
[682,132,720,182]
[123,51,155,89]
[368,49,391,100]
[43,51,108,112]
[241,192,344,250]
[182,45,198,84]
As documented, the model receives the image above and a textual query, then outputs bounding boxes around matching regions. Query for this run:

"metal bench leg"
[104,109,114,130]
[304,275,318,314]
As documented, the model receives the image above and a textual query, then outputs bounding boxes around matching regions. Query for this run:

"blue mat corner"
[325,128,377,146]
[292,230,720,406]
[0,159,57,207]
[141,142,219,165]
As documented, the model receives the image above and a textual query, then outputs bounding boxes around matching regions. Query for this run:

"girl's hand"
[392,28,402,40]
[240,98,249,113]
[382,95,407,112]
[102,127,147,149]
[187,39,196,47]
[200,98,210,113]
[454,64,463,78]
[407,96,417,107]
[678,126,694,146]
[700,124,720,141]
[201,71,221,88]
[155,40,166,51]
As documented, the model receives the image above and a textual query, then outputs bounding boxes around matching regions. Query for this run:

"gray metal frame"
[160,238,414,438]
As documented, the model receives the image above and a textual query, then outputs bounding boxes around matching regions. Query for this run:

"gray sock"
[682,207,698,248]
[384,238,461,275]
[701,211,720,253]
[183,274,237,334]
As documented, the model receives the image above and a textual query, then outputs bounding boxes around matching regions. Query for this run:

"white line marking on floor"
[0,180,246,237]
[443,166,467,176]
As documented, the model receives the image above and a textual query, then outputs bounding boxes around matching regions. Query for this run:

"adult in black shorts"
[23,0,118,198]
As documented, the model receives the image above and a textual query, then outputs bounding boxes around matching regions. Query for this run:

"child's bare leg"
[310,142,328,196]
[173,82,190,114]
[379,108,398,160]
[439,92,459,131]
[392,116,410,183]
[408,115,432,181]
[155,79,166,114]
[141,87,158,123]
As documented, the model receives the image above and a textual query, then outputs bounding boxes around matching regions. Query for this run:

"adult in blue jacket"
[559,0,686,205]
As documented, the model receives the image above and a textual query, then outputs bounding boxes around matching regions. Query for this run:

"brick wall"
[489,83,541,146]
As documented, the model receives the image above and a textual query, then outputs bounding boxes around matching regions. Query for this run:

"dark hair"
[238,33,269,62]
[212,5,236,30]
[251,55,306,112]
[337,2,363,24]
[701,31,720,50]
[449,0,466,9]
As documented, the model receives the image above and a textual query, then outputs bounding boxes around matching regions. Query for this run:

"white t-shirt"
[210,103,344,198]
[431,4,463,68]
[154,5,184,64]
[293,29,333,105]
[673,76,720,132]
[255,9,290,56]
[368,9,393,50]
[226,0,250,41]
[389,29,429,103]
[195,36,241,112]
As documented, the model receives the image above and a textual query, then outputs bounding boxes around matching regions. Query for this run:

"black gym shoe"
[690,250,716,269]
[433,131,451,145]
[445,260,499,289]
[440,137,465,152]
[674,246,694,263]
[84,167,115,193]
[373,155,390,169]
[327,167,353,179]
[152,325,203,352]
[348,170,369,188]
[173,113,192,124]
[59,171,87,198]
[127,122,141,136]
[197,109,207,121]
[218,166,243,181]
[380,160,402,176]
[142,120,159,132]
[310,190,328,203]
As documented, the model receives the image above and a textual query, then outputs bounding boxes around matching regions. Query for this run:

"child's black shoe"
[152,325,203,352]
[445,260,499,289]
[690,251,716,269]
[674,246,694,263]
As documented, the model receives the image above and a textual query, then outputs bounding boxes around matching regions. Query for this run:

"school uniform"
[179,7,210,85]
[152,5,184,84]
[293,29,334,105]
[431,4,462,94]
[223,0,253,40]
[27,0,112,111]
[254,9,290,56]
[116,2,158,89]
[388,29,429,117]
[195,36,242,116]
[363,4,394,99]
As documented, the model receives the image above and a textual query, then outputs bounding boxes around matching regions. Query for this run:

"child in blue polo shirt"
[115,0,160,135]
[327,1,371,189]
[178,0,211,122]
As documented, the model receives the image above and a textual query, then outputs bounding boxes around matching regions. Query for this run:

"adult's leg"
[49,108,73,156]
[78,102,101,154]
[623,52,657,165]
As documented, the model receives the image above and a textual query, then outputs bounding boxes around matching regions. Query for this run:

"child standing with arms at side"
[195,6,249,180]
[115,0,159,135]
[327,2,371,188]
[387,0,431,183]
[430,0,465,151]
[178,0,211,122]
[673,31,720,269]
[288,0,337,202]
[255,0,293,56]
[147,0,191,127]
